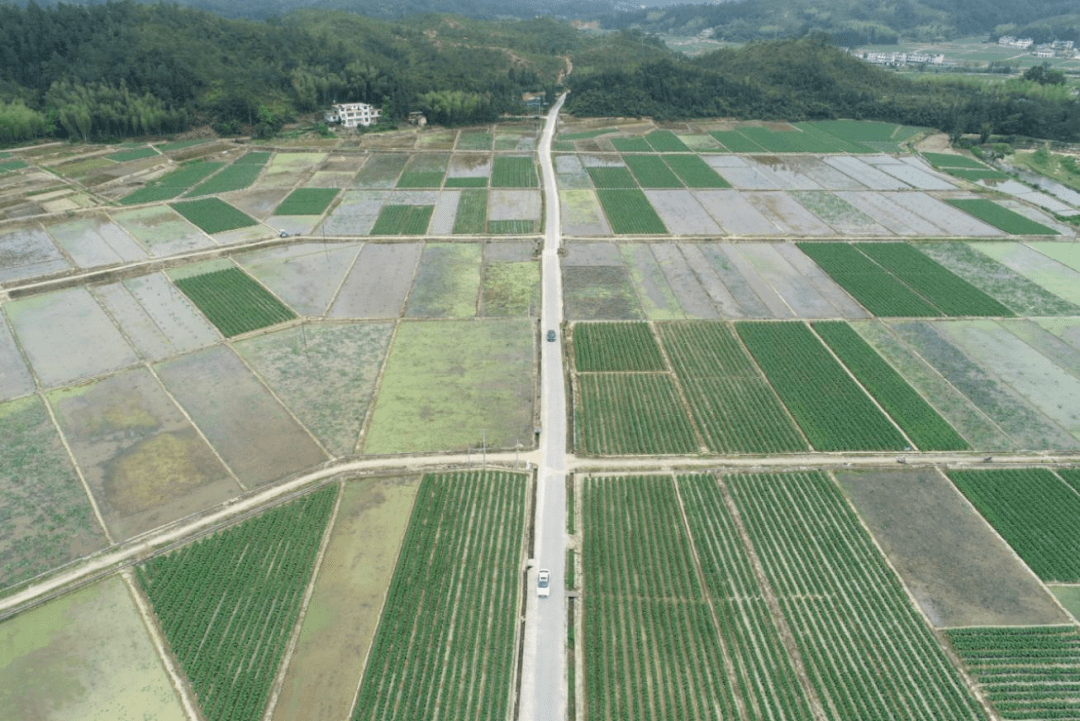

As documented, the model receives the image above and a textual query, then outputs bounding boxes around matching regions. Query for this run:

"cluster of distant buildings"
[324,102,381,128]
[850,50,945,67]
[997,37,1078,59]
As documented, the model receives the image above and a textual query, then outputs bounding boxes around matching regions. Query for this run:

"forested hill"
[566,35,1080,142]
[600,0,1080,45]
[0,2,581,143]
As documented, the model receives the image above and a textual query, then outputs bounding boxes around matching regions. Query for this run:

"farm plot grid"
[138,485,337,721]
[352,471,527,721]
[581,473,989,721]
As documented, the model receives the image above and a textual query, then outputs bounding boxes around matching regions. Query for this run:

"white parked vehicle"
[537,569,551,598]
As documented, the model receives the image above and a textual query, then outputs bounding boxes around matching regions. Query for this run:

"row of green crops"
[813,322,969,451]
[947,468,1080,582]
[456,131,493,150]
[590,156,729,190]
[186,152,270,196]
[921,151,1009,182]
[572,321,665,372]
[274,188,339,216]
[170,197,259,234]
[487,219,535,234]
[137,485,337,721]
[352,471,527,721]
[121,161,223,204]
[644,130,690,152]
[445,175,488,188]
[947,198,1058,235]
[595,188,667,234]
[737,321,908,451]
[396,170,445,188]
[490,156,538,188]
[947,626,1080,720]
[175,267,296,337]
[623,155,682,188]
[575,373,698,455]
[452,189,487,234]
[370,204,433,235]
[663,154,729,187]
[586,166,636,189]
[106,146,159,162]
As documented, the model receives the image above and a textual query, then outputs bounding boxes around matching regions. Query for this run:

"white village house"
[325,102,381,128]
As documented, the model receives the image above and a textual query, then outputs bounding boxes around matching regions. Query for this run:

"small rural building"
[325,103,381,128]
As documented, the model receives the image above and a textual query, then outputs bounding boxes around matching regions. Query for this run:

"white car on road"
[537,569,551,598]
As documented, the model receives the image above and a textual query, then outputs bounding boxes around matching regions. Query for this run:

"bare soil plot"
[156,345,328,486]
[487,189,541,222]
[45,216,146,268]
[823,156,911,190]
[1002,319,1080,383]
[649,244,719,318]
[1051,586,1080,621]
[112,206,213,257]
[258,152,326,187]
[228,188,291,220]
[239,242,362,317]
[354,154,408,188]
[836,468,1067,627]
[236,322,393,457]
[405,243,482,318]
[553,155,591,189]
[937,320,1080,440]
[744,156,823,190]
[886,192,1002,236]
[1037,318,1080,352]
[618,244,686,320]
[563,241,623,266]
[972,241,1080,304]
[318,190,389,236]
[733,243,846,317]
[679,245,753,318]
[49,367,237,540]
[446,153,491,183]
[1029,241,1080,273]
[272,476,420,721]
[999,200,1077,236]
[872,161,955,190]
[363,319,534,453]
[0,395,107,590]
[428,190,460,234]
[642,189,722,235]
[917,241,1078,316]
[743,191,835,236]
[0,576,185,721]
[890,320,1080,450]
[563,265,643,320]
[481,261,539,317]
[694,190,779,235]
[578,153,625,168]
[0,225,70,284]
[697,245,778,317]
[0,316,34,401]
[560,190,610,236]
[6,288,138,388]
[701,161,780,189]
[772,243,870,318]
[328,242,421,319]
[832,191,943,236]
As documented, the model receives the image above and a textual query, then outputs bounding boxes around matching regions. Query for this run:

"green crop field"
[396,171,445,188]
[645,130,690,152]
[185,152,270,196]
[573,322,666,372]
[792,123,871,153]
[947,468,1080,582]
[587,166,637,188]
[576,373,698,455]
[857,243,1014,317]
[708,130,764,152]
[487,219,536,234]
[274,188,339,216]
[137,485,336,721]
[444,176,487,188]
[452,189,487,234]
[659,322,807,454]
[797,242,942,317]
[611,137,652,152]
[814,322,969,451]
[560,128,618,141]
[922,152,989,170]
[947,626,1080,720]
[490,156,538,187]
[370,204,433,235]
[121,161,223,204]
[623,155,682,188]
[663,154,730,188]
[456,131,492,150]
[944,167,1010,181]
[595,189,667,234]
[353,471,526,721]
[105,147,159,162]
[947,198,1058,235]
[0,159,28,173]
[737,321,908,451]
[736,126,837,153]
[170,197,259,234]
[175,267,297,337]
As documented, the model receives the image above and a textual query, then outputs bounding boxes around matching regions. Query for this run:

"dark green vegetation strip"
[622,155,682,188]
[396,170,445,188]
[587,166,637,189]
[659,322,806,454]
[121,161,223,205]
[727,472,989,720]
[644,130,690,152]
[813,322,968,451]
[274,188,339,216]
[943,167,1009,181]
[576,374,698,455]
[922,152,989,170]
[370,205,433,235]
[947,468,1080,582]
[452,190,487,234]
[560,128,618,141]
[186,152,270,196]
[797,242,941,317]
[947,626,1080,720]
[857,242,1014,317]
[573,322,666,372]
[175,267,296,337]
[137,485,337,721]
[170,197,258,234]
[0,159,27,173]
[353,471,526,721]
[490,156,538,188]
[736,321,907,451]
[663,154,730,188]
[444,176,488,188]
[708,130,763,152]
[487,219,535,234]
[947,198,1058,235]
[595,188,667,234]
[105,147,158,162]
[611,137,652,152]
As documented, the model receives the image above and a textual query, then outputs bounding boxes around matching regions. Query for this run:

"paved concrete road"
[520,92,569,721]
